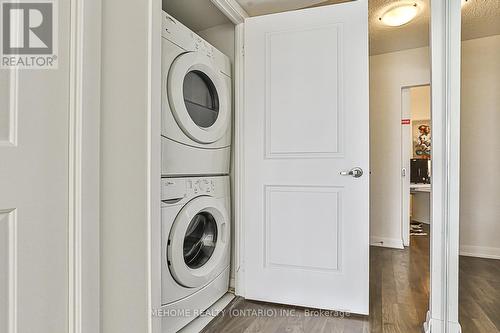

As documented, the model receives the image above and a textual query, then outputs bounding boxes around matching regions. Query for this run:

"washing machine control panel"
[188,178,216,195]
[161,177,218,202]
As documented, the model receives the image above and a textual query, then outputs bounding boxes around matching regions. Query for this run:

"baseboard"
[370,236,404,249]
[179,293,235,333]
[424,312,462,333]
[424,312,441,333]
[412,218,430,224]
[229,276,235,289]
[460,245,500,260]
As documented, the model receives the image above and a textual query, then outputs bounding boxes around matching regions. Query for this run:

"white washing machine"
[162,12,232,177]
[160,176,230,332]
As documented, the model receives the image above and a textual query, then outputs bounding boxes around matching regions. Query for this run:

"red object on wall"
[401,119,411,125]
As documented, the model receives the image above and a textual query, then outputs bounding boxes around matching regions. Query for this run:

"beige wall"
[460,35,500,258]
[369,47,430,247]
[197,23,238,283]
[100,0,158,331]
[197,23,235,64]
[411,85,431,121]
[411,86,431,159]
[370,35,500,256]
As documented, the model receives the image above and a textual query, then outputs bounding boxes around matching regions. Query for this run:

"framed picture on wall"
[413,121,431,158]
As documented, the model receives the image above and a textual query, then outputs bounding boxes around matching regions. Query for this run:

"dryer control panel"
[161,176,226,203]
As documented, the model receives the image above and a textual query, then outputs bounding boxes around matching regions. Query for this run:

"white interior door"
[0,2,74,332]
[242,0,369,314]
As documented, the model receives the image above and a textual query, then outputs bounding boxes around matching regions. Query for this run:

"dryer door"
[168,196,229,288]
[168,52,230,144]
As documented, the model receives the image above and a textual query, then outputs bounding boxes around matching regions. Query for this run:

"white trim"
[8,210,17,333]
[148,1,162,333]
[425,313,462,333]
[460,246,500,260]
[68,0,85,330]
[68,0,101,332]
[424,311,442,333]
[178,293,235,332]
[401,87,411,247]
[412,217,430,224]
[234,22,245,297]
[370,236,404,250]
[400,83,431,248]
[210,0,249,25]
[428,0,462,332]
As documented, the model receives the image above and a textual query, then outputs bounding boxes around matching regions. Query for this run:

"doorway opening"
[401,85,432,248]
[368,0,432,329]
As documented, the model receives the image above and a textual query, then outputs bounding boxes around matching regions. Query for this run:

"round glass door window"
[183,70,219,128]
[183,212,218,269]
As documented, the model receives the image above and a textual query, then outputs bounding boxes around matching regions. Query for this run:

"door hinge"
[402,168,407,177]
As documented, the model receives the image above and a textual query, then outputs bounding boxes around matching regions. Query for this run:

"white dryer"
[160,176,230,332]
[162,12,232,177]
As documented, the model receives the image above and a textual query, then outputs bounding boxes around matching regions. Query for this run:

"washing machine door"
[168,196,229,288]
[167,52,230,144]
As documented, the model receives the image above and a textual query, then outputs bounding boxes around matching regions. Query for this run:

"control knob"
[198,179,211,192]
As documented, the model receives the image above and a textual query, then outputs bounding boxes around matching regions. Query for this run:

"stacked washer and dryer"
[160,12,232,333]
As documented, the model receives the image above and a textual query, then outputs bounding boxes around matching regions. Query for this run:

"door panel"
[243,0,369,314]
[0,1,71,331]
[0,71,16,145]
[265,25,342,158]
[265,186,341,271]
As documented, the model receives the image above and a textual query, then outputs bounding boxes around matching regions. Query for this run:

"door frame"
[401,87,412,248]
[400,84,431,248]
[68,0,102,332]
[425,1,461,332]
[207,0,249,298]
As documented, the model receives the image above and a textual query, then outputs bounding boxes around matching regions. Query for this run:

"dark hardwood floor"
[202,226,500,332]
[459,255,500,333]
[202,227,430,333]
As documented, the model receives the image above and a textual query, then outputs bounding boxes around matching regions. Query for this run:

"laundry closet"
[159,1,237,331]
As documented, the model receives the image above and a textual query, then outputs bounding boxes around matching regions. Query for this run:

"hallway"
[202,230,430,333]
[203,227,500,333]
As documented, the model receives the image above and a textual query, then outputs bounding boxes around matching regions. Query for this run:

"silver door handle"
[340,167,364,178]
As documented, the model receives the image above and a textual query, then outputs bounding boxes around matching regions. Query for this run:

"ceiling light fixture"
[379,3,419,27]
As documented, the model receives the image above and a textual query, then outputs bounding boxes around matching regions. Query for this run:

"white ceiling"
[163,0,230,32]
[235,0,500,55]
[368,0,430,55]
[163,0,500,54]
[462,0,500,41]
[235,0,328,16]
